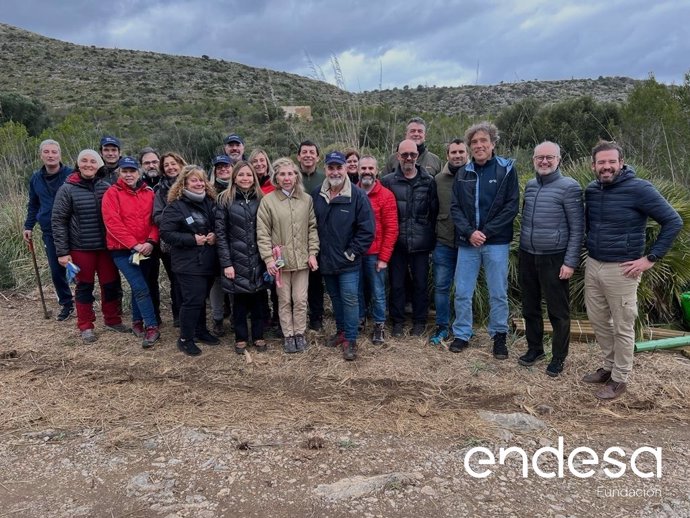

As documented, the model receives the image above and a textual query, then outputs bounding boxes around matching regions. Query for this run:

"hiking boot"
[81,329,97,344]
[595,380,627,400]
[518,349,545,366]
[327,330,345,348]
[106,323,131,333]
[178,338,201,356]
[391,322,404,338]
[283,336,297,354]
[294,334,307,352]
[411,323,426,336]
[132,320,145,338]
[449,337,468,353]
[142,326,160,348]
[234,341,247,355]
[372,323,385,345]
[546,359,565,377]
[56,304,74,322]
[309,317,323,331]
[429,326,450,345]
[212,319,225,337]
[582,368,612,384]
[195,330,220,345]
[254,340,268,353]
[492,333,508,360]
[342,340,357,361]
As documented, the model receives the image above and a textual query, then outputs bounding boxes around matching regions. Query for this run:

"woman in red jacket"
[102,157,160,348]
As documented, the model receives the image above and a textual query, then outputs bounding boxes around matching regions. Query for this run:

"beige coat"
[257,189,319,272]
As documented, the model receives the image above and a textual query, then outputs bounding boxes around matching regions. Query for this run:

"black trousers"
[160,250,182,321]
[176,273,215,340]
[518,249,571,361]
[233,291,265,342]
[389,246,430,325]
[308,267,324,322]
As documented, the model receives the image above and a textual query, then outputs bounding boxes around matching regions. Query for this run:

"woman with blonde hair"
[159,166,219,356]
[215,161,269,354]
[249,148,275,194]
[256,157,319,353]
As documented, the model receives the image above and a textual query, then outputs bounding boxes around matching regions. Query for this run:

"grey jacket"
[519,169,584,268]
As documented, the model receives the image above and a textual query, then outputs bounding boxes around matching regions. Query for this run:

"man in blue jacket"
[582,141,682,400]
[23,139,74,321]
[450,121,519,358]
[313,151,374,361]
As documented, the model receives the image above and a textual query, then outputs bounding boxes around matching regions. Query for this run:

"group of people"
[23,117,682,400]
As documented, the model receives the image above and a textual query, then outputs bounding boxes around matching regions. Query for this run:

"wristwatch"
[646,254,659,263]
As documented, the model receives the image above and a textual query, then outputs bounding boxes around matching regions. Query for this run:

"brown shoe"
[582,368,612,384]
[595,380,627,400]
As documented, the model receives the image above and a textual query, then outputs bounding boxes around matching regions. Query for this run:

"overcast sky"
[2,0,688,91]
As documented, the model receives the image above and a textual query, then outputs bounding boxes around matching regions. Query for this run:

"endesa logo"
[463,437,662,479]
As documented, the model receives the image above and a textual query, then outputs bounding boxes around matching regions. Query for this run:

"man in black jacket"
[381,139,439,337]
[582,141,682,400]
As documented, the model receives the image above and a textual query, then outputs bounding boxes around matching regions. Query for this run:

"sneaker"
[492,332,508,360]
[254,340,268,353]
[178,338,201,356]
[105,323,131,333]
[212,319,225,337]
[234,341,247,355]
[429,326,450,345]
[142,326,160,348]
[342,340,357,361]
[81,329,97,344]
[195,330,220,345]
[582,368,612,384]
[391,322,404,338]
[449,337,468,353]
[518,349,545,366]
[411,323,426,336]
[283,336,297,354]
[56,304,74,321]
[546,359,564,377]
[326,330,345,348]
[372,323,385,345]
[132,320,145,338]
[595,380,627,400]
[309,318,323,331]
[294,334,307,352]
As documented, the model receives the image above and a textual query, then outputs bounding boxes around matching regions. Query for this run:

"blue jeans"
[452,244,510,340]
[324,270,360,342]
[359,255,387,323]
[111,251,157,327]
[432,243,457,328]
[42,232,73,307]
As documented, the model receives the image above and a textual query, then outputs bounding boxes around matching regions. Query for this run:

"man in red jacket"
[357,156,399,344]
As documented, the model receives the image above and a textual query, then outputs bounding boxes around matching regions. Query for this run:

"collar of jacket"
[393,163,426,180]
[114,177,149,193]
[535,169,563,185]
[465,155,514,174]
[319,175,352,203]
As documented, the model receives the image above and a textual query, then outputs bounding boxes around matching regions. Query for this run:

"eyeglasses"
[400,152,418,160]
[533,155,558,162]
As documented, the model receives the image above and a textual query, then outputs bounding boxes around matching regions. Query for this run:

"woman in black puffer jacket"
[215,161,269,354]
[159,165,218,357]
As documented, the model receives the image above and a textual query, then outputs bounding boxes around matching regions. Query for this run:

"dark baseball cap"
[212,154,232,166]
[223,134,244,145]
[324,151,346,165]
[100,136,121,148]
[118,156,140,170]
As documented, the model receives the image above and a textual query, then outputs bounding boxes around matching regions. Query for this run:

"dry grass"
[1,292,688,449]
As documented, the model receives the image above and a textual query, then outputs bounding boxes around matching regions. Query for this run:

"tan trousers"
[277,269,309,337]
[584,257,640,383]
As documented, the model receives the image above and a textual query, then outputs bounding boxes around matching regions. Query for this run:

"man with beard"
[381,139,439,337]
[139,147,161,188]
[223,134,246,162]
[429,139,468,346]
[357,156,398,345]
[99,135,122,184]
[582,141,681,400]
[382,117,442,176]
[313,152,374,361]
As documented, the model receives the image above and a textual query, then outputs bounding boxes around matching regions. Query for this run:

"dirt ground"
[1,291,689,518]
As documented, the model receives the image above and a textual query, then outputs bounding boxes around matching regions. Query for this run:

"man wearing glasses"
[381,139,439,337]
[382,117,442,176]
[450,121,519,358]
[139,147,162,188]
[517,141,584,377]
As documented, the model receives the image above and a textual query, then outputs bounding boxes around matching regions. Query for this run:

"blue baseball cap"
[212,154,232,166]
[118,156,140,170]
[324,151,346,165]
[100,136,121,148]
[223,134,244,145]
